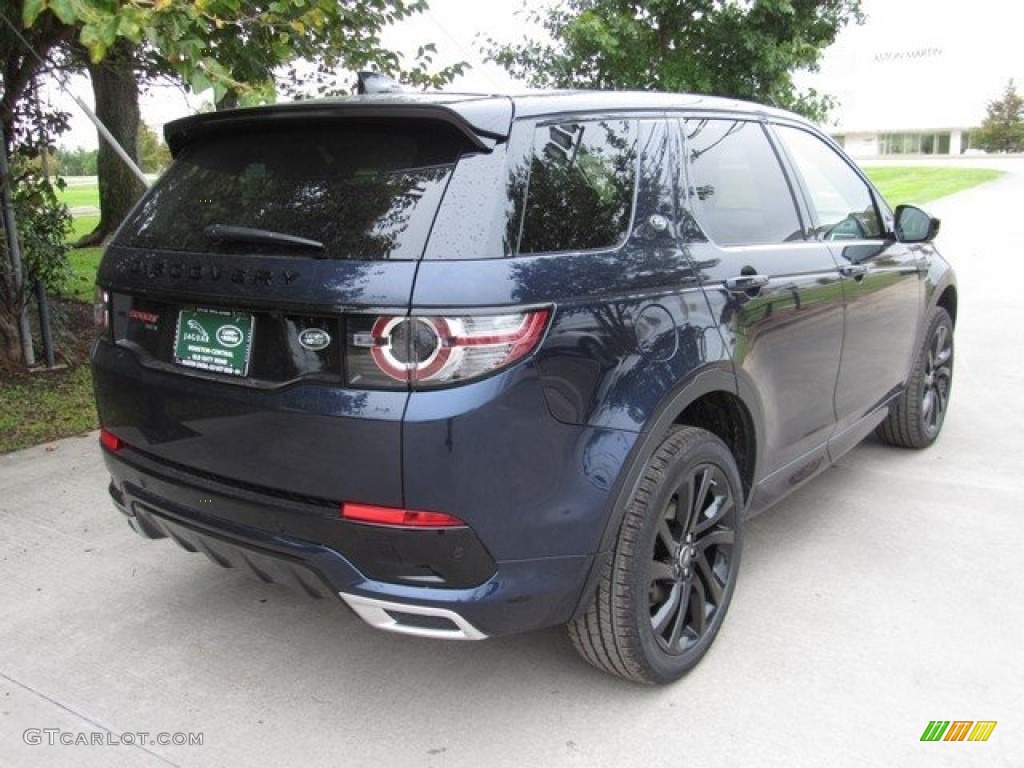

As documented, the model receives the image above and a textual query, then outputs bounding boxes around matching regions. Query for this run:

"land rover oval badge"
[298,328,331,351]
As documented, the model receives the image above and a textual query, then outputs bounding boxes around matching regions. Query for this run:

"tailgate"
[93,116,480,504]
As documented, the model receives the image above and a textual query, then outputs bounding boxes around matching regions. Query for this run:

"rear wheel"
[876,306,954,449]
[569,426,743,684]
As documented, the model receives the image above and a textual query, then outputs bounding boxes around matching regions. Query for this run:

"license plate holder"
[173,307,254,377]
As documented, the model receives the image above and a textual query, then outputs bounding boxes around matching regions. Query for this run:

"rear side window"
[116,121,470,260]
[517,120,638,254]
[683,119,803,245]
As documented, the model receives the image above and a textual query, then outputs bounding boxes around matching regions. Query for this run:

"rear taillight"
[100,429,123,453]
[347,309,550,388]
[94,287,110,333]
[341,502,466,528]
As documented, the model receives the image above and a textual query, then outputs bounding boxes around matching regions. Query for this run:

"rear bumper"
[104,446,593,638]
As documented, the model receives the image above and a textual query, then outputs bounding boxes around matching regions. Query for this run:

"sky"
[798,0,1024,131]
[45,0,1024,149]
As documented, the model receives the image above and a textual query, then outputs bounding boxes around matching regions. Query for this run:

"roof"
[501,89,793,120]
[164,89,804,156]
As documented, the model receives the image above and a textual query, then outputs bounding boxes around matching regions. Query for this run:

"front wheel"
[569,426,743,684]
[876,306,954,449]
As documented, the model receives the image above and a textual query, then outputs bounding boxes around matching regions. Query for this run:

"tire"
[569,426,743,685]
[876,306,954,449]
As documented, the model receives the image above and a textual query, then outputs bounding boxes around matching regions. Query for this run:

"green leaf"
[46,0,78,25]
[189,70,214,95]
[87,41,108,64]
[211,80,228,104]
[21,0,44,26]
[116,21,141,40]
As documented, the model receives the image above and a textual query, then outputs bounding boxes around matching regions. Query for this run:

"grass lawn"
[0,365,96,453]
[863,166,1002,206]
[57,182,100,210]
[65,214,103,302]
[0,164,1006,455]
[69,213,100,241]
[67,248,104,302]
[0,207,103,453]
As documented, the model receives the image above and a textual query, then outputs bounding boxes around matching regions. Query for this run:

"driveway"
[1,164,1021,767]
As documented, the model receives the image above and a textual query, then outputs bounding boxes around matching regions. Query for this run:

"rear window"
[116,121,470,260]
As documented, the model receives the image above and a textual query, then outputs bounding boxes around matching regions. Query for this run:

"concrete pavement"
[2,165,1022,767]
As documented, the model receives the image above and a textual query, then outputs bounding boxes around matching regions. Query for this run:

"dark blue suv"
[91,91,956,684]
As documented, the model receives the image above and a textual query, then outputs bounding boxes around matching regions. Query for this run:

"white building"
[802,0,1024,157]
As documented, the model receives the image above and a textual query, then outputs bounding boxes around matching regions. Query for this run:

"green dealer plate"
[173,307,254,377]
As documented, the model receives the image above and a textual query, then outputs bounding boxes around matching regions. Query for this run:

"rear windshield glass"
[116,121,469,260]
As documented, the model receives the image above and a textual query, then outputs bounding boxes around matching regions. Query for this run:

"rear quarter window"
[516,120,639,254]
[116,121,470,260]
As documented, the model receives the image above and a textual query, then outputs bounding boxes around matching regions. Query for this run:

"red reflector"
[341,502,465,528]
[100,429,123,452]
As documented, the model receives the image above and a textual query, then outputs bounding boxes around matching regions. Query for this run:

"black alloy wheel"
[877,306,954,449]
[920,316,953,439]
[648,459,737,656]
[569,426,743,684]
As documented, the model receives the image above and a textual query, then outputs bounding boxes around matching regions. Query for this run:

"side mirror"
[894,205,940,243]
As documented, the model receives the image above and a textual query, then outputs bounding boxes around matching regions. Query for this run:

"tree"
[190,2,467,108]
[2,0,462,365]
[973,80,1024,154]
[487,0,862,120]
[77,42,145,246]
[1,2,72,150]
[58,146,98,175]
[22,1,465,245]
[0,158,69,367]
[137,121,170,173]
[25,1,464,105]
[1,7,74,366]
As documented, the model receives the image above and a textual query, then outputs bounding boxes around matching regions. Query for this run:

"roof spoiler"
[164,97,514,156]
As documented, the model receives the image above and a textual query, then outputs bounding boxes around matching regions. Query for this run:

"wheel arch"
[936,283,957,327]
[672,390,757,501]
[572,363,761,619]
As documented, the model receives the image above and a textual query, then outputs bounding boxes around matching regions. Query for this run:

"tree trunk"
[78,47,145,247]
[0,268,24,368]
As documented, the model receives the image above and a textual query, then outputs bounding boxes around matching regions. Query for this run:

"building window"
[879,132,953,155]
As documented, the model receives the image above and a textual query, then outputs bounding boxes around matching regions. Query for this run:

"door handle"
[724,274,769,293]
[840,264,867,279]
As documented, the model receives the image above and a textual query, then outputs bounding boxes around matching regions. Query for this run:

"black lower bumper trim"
[133,502,338,600]
[105,446,498,589]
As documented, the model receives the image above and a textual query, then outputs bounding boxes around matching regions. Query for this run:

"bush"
[0,158,73,366]
[13,165,73,293]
